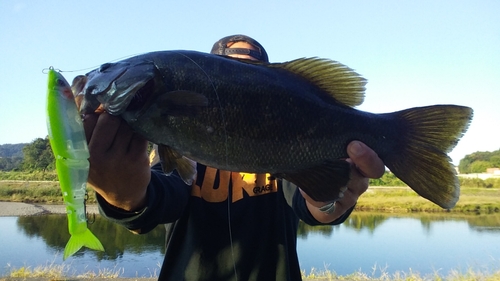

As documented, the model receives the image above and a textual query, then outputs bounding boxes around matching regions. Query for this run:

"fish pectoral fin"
[278,160,351,202]
[269,58,366,107]
[156,90,209,117]
[63,228,104,260]
[149,144,160,166]
[158,145,197,185]
[158,145,182,174]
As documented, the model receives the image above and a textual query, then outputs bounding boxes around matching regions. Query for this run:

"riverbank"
[0,277,154,281]
[2,180,500,214]
[3,202,500,281]
[2,182,500,281]
[0,201,99,216]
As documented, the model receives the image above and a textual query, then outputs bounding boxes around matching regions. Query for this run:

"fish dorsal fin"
[271,58,367,107]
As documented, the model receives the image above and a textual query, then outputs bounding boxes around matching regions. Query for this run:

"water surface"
[298,213,500,276]
[2,212,499,277]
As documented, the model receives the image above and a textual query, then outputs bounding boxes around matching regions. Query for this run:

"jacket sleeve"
[281,179,354,226]
[97,165,191,234]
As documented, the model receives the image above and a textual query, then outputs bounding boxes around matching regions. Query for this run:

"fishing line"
[42,66,61,74]
[84,191,96,224]
[174,53,230,166]
[42,53,145,74]
[175,52,238,280]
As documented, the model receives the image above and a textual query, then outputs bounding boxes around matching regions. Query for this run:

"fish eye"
[99,63,113,72]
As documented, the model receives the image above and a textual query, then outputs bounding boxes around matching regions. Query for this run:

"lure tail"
[63,228,105,260]
[57,157,105,260]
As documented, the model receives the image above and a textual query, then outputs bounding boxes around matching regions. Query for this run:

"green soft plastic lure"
[46,67,104,260]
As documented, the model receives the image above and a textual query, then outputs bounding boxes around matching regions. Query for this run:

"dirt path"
[0,201,99,216]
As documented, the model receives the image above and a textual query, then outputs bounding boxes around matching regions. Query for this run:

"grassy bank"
[1,179,499,213]
[2,176,500,281]
[4,263,124,279]
[0,180,97,203]
[4,263,500,281]
[356,186,500,213]
[0,171,58,181]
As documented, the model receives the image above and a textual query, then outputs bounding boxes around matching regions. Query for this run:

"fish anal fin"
[278,160,351,202]
[158,145,197,185]
[270,58,366,107]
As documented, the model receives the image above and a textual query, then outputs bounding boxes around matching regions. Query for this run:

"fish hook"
[42,66,62,74]
[84,191,96,224]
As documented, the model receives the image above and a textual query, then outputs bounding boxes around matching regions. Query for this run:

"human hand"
[83,112,151,211]
[302,141,385,223]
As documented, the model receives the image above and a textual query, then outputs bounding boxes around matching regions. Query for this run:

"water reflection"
[5,212,500,277]
[297,212,500,277]
[16,212,500,259]
[298,212,500,238]
[16,214,166,260]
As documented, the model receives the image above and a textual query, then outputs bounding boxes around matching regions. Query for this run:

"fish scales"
[76,50,473,209]
[116,52,386,170]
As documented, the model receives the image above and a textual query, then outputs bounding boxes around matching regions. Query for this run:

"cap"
[210,34,269,63]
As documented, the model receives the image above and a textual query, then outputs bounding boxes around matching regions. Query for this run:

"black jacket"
[98,164,353,281]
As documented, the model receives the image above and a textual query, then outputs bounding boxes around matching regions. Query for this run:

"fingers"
[347,164,370,196]
[85,112,139,154]
[82,113,98,143]
[129,133,150,160]
[113,117,138,154]
[84,112,149,172]
[347,141,385,179]
[88,112,123,153]
[83,112,151,211]
[302,141,384,223]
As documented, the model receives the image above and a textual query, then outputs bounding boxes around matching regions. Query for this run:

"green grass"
[301,266,500,280]
[0,181,97,203]
[4,262,125,279]
[4,264,500,280]
[1,180,499,214]
[1,179,500,280]
[0,170,58,181]
[355,186,500,214]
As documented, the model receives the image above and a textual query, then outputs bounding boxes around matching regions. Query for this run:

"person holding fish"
[81,35,385,280]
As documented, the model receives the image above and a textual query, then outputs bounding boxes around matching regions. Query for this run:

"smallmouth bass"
[74,51,473,209]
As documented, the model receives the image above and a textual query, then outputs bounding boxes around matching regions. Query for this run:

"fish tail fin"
[63,228,104,260]
[383,105,473,209]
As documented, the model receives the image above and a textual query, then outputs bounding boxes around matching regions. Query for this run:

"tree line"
[0,137,54,172]
[1,137,499,174]
[458,149,500,173]
[0,143,26,170]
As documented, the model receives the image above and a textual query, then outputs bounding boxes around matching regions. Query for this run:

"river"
[1,212,499,278]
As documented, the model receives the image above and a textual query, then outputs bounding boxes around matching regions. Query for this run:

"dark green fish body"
[77,51,473,209]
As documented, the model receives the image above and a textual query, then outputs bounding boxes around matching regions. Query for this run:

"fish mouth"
[81,61,157,115]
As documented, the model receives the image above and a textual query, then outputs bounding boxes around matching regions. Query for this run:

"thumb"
[347,141,385,179]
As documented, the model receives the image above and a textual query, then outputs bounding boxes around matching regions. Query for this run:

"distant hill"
[0,143,27,158]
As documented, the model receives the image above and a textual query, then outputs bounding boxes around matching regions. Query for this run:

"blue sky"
[0,0,498,164]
